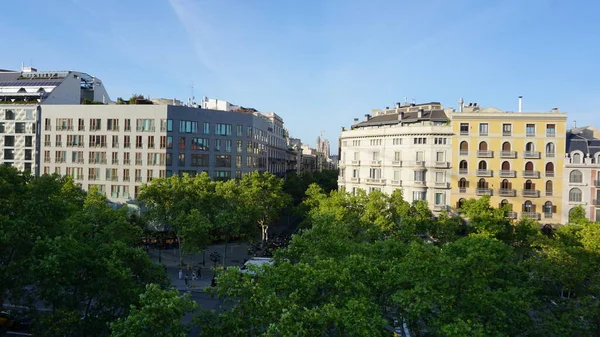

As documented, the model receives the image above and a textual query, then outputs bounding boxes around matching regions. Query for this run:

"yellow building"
[450,102,567,225]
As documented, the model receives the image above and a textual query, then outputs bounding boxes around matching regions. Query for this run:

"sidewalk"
[147,242,252,293]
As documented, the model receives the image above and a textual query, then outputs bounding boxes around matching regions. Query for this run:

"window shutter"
[552,205,557,213]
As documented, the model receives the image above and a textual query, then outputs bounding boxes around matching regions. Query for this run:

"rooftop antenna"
[404,97,408,106]
[21,62,24,71]
[574,120,577,128]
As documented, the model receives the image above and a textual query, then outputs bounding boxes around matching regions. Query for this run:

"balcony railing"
[460,131,469,136]
[459,187,467,193]
[414,180,426,185]
[502,131,512,137]
[476,169,492,177]
[370,160,382,166]
[477,150,493,158]
[392,161,402,167]
[523,151,541,159]
[365,178,385,185]
[390,180,402,186]
[459,169,468,175]
[459,150,468,156]
[435,161,450,168]
[351,160,360,165]
[479,132,488,137]
[546,152,555,158]
[546,132,556,138]
[526,132,536,137]
[521,212,541,220]
[544,212,553,219]
[433,205,449,211]
[499,170,516,178]
[522,170,540,178]
[415,161,426,167]
[506,211,518,219]
[498,189,516,197]
[500,151,517,158]
[522,190,540,197]
[435,182,450,188]
[476,188,493,196]
[545,171,555,177]
[546,190,553,196]
[350,177,360,183]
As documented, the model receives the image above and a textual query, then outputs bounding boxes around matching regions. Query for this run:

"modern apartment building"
[563,126,600,223]
[40,104,290,203]
[450,101,567,225]
[339,102,453,212]
[0,67,110,173]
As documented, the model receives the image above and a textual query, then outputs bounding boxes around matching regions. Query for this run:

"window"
[3,149,14,160]
[436,152,445,162]
[78,118,85,131]
[136,136,143,149]
[214,171,231,180]
[436,171,445,182]
[124,136,131,148]
[135,169,142,182]
[479,123,488,136]
[190,138,209,150]
[14,122,25,133]
[5,110,15,120]
[352,169,359,178]
[4,135,14,146]
[570,170,583,183]
[412,191,426,201]
[135,153,142,165]
[236,125,243,136]
[546,180,553,196]
[148,136,155,149]
[204,122,210,134]
[191,154,209,167]
[502,124,512,136]
[525,142,535,152]
[526,124,535,136]
[572,152,581,164]
[236,155,242,168]
[460,123,469,135]
[112,152,119,165]
[459,160,468,173]
[435,193,446,205]
[392,138,402,145]
[369,168,381,179]
[546,142,555,156]
[458,178,468,189]
[394,151,401,161]
[179,120,198,133]
[160,119,173,132]
[546,124,555,137]
[413,137,426,144]
[478,161,487,170]
[370,139,382,146]
[414,170,425,182]
[434,137,447,145]
[236,140,243,153]
[372,151,380,161]
[216,155,231,167]
[124,119,131,131]
[225,139,232,152]
[569,188,582,202]
[178,137,186,150]
[178,154,186,166]
[136,119,155,132]
[459,141,468,154]
[215,123,232,136]
[107,119,119,131]
[25,136,32,147]
[111,135,119,148]
[123,152,130,165]
[44,118,51,131]
[0,122,4,133]
[90,119,102,131]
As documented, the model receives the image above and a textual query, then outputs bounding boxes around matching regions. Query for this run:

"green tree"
[568,204,588,224]
[110,284,197,337]
[239,172,290,248]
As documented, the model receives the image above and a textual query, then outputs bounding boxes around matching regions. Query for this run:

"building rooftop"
[567,126,600,156]
[353,108,448,128]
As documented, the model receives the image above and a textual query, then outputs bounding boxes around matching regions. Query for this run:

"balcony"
[365,178,385,185]
[370,160,382,167]
[523,151,541,159]
[459,187,467,193]
[434,205,449,211]
[526,132,536,137]
[124,159,130,165]
[459,168,468,175]
[502,131,512,137]
[392,161,402,167]
[479,132,488,137]
[435,161,450,168]
[499,170,516,178]
[594,199,600,207]
[521,212,541,220]
[545,190,553,196]
[55,142,62,147]
[545,171,555,177]
[546,132,556,138]
[337,177,345,184]
[522,189,540,197]
[498,189,517,197]
[459,150,468,156]
[522,170,540,178]
[476,188,493,196]
[351,160,361,165]
[415,161,426,167]
[390,180,402,186]
[110,176,119,182]
[460,130,469,136]
[434,182,450,188]
[413,180,426,185]
[500,151,517,158]
[544,212,553,219]
[350,177,360,183]
[505,211,518,219]
[477,150,493,158]
[546,152,555,158]
[476,169,492,177]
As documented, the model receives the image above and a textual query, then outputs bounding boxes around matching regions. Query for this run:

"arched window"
[502,142,511,151]
[459,160,468,173]
[524,179,533,190]
[478,161,487,170]
[500,199,512,212]
[526,142,535,152]
[546,142,555,156]
[570,170,583,183]
[525,161,534,171]
[544,201,553,216]
[479,141,488,151]
[572,152,581,164]
[457,198,466,210]
[523,200,533,212]
[546,180,553,195]
[501,179,510,189]
[545,162,554,175]
[569,188,582,202]
[460,141,468,152]
[477,178,487,189]
[501,161,510,170]
[458,178,467,188]
[37,87,46,93]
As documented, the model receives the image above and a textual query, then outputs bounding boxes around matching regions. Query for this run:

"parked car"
[239,257,274,275]
[0,310,31,331]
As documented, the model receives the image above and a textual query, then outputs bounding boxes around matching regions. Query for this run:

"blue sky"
[2,0,599,151]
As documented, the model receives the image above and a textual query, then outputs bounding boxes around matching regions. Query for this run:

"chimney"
[518,96,523,112]
[364,114,371,121]
[395,102,401,109]
[552,107,559,113]
[417,109,423,118]
[398,112,404,121]
[459,98,464,112]
[352,118,359,126]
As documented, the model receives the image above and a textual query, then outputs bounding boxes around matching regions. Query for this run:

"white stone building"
[338,102,453,212]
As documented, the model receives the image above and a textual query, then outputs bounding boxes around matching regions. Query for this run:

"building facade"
[40,104,289,203]
[339,102,453,212]
[563,126,600,223]
[0,105,39,174]
[450,103,567,225]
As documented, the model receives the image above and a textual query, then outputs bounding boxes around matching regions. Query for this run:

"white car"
[239,257,273,275]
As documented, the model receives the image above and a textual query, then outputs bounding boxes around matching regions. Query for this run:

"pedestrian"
[178,269,182,280]
[192,272,197,280]
[197,267,202,279]
[184,273,189,287]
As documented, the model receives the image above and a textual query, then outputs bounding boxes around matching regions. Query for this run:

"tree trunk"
[223,232,229,267]
[177,234,183,267]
